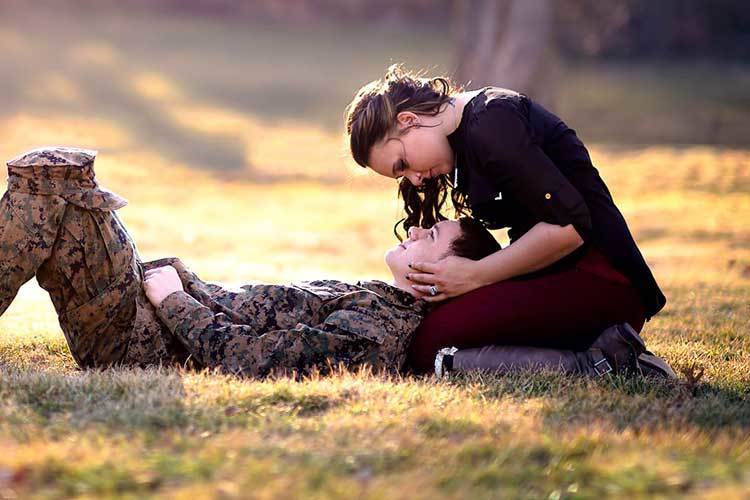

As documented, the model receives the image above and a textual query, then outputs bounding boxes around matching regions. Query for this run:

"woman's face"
[367,111,455,187]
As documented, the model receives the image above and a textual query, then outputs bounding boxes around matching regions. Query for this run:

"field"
[1,4,749,498]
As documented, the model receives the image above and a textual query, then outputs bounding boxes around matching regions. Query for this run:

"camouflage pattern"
[1,146,429,377]
[1,147,188,367]
[0,190,67,316]
[1,147,126,317]
[5,147,127,210]
[34,205,190,368]
[154,277,429,378]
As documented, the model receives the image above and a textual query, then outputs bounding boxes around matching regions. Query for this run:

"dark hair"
[344,63,471,241]
[448,217,502,261]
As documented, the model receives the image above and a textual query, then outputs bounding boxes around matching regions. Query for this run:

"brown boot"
[439,323,673,379]
[588,323,677,379]
[636,352,678,379]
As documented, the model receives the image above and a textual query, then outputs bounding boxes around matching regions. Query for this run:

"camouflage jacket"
[153,278,430,377]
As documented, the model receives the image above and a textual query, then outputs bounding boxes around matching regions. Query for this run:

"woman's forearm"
[472,222,584,286]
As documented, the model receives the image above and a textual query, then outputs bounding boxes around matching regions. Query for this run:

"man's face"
[385,220,461,283]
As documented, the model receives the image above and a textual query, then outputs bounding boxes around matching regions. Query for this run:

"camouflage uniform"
[154,278,428,377]
[1,147,428,377]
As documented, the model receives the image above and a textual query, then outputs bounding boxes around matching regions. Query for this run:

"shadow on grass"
[453,370,750,433]
[0,364,354,438]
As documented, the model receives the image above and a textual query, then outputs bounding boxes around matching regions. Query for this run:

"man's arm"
[144,267,413,376]
[143,266,384,376]
[154,289,371,378]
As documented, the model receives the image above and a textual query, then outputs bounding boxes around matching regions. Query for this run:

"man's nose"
[408,227,426,240]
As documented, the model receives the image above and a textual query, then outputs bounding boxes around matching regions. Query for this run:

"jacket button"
[545,193,552,200]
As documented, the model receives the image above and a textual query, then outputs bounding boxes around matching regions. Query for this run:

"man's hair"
[448,217,501,260]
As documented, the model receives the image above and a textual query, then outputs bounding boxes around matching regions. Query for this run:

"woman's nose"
[408,172,422,187]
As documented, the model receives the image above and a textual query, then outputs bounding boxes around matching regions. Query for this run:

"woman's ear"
[396,111,419,129]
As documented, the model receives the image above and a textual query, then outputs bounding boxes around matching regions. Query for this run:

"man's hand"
[143,265,184,307]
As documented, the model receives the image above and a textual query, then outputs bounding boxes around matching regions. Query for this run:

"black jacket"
[447,86,666,319]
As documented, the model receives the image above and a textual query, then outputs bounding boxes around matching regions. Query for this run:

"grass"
[0,4,749,498]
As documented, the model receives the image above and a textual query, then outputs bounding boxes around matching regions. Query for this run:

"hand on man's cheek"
[143,265,184,307]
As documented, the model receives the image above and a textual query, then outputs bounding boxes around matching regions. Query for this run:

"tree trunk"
[453,0,560,110]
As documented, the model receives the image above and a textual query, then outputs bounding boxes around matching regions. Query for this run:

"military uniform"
[154,278,427,377]
[0,147,428,377]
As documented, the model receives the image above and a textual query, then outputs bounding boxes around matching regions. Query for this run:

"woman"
[344,64,666,373]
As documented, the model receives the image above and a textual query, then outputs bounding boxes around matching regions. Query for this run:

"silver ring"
[429,285,439,296]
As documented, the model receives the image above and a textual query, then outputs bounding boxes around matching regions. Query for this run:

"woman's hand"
[406,255,483,302]
[143,265,184,307]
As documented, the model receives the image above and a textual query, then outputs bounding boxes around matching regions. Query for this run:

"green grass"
[0,363,748,498]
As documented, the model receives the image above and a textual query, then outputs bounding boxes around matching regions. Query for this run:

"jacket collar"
[357,280,431,315]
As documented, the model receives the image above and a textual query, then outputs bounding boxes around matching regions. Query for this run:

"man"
[0,147,672,379]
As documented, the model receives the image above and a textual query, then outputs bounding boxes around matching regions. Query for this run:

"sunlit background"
[0,0,748,320]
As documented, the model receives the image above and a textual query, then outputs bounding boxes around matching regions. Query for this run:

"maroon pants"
[406,246,647,374]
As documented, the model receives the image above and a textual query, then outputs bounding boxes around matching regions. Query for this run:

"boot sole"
[637,353,678,379]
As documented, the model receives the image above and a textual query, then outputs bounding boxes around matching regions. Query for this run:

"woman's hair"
[344,63,472,241]
[449,217,502,261]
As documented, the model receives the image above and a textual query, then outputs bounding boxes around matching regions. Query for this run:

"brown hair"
[449,217,502,261]
[344,63,471,241]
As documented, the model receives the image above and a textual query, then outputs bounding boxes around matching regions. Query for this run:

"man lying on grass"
[0,147,674,379]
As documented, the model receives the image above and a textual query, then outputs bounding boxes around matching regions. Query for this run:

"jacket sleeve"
[470,101,592,241]
[155,290,377,377]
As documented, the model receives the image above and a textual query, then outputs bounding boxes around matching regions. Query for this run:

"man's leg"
[1,146,126,323]
[0,191,67,316]
[35,204,190,368]
[0,145,187,369]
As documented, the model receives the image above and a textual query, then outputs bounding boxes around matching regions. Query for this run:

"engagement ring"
[429,285,439,296]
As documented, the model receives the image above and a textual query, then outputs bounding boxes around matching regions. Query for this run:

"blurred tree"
[555,0,750,59]
[449,0,748,108]
[452,0,561,109]
[31,0,750,59]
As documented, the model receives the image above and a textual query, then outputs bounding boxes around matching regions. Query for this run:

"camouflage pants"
[33,203,191,368]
